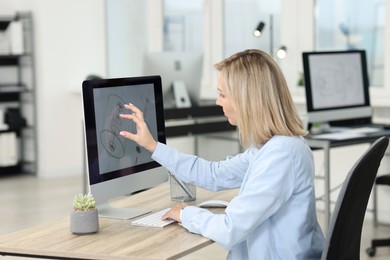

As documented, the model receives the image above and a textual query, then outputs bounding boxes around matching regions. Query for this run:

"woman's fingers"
[119,103,157,152]
[119,104,145,132]
[124,103,143,119]
[119,129,136,141]
[119,112,142,126]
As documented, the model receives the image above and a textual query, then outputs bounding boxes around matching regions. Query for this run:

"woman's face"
[216,75,237,126]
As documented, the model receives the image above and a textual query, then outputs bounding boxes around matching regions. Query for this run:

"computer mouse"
[198,199,229,208]
[383,124,390,130]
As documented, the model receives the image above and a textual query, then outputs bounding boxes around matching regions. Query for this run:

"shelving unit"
[0,12,37,175]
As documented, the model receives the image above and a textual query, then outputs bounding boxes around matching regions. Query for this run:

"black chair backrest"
[321,136,389,260]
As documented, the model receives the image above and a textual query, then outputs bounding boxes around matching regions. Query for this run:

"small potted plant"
[297,72,305,87]
[70,193,99,234]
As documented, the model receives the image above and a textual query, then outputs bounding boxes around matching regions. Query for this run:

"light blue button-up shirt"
[152,135,324,259]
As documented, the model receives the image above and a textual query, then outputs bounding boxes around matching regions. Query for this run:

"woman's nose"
[216,97,221,106]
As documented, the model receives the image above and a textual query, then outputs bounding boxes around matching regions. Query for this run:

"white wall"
[0,0,106,177]
[106,0,146,77]
[35,0,106,177]
[279,0,314,94]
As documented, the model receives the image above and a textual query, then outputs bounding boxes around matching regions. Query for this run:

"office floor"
[1,173,390,260]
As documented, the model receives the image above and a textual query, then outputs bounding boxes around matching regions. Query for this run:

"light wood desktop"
[0,183,238,260]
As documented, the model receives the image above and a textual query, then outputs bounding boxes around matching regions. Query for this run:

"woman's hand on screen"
[119,103,158,153]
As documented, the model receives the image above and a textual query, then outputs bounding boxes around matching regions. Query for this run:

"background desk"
[164,105,238,158]
[305,130,390,231]
[164,105,236,138]
[0,183,238,260]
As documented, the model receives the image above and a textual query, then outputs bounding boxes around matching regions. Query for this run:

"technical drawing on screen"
[308,53,365,110]
[94,85,157,174]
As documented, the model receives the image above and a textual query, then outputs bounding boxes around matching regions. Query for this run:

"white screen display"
[308,53,365,109]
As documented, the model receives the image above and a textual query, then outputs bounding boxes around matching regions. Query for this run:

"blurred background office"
[0,0,390,258]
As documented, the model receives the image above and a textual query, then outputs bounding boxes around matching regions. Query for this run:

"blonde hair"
[215,49,306,148]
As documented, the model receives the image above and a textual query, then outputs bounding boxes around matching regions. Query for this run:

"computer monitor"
[142,51,203,108]
[82,76,168,219]
[302,50,372,127]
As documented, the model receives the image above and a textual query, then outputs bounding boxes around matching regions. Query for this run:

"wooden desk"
[0,183,238,260]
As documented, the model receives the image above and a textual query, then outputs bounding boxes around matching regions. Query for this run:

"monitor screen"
[143,51,203,108]
[302,50,372,126]
[82,76,168,219]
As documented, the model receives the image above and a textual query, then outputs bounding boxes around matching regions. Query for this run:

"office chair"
[366,173,390,257]
[321,136,389,260]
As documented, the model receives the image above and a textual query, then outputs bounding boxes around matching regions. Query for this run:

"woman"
[119,49,324,259]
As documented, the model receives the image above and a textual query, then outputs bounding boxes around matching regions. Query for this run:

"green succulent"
[73,193,96,211]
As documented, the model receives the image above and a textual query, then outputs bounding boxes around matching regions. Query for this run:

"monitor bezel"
[302,50,371,125]
[82,75,166,185]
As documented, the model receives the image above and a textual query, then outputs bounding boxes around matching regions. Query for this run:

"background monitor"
[143,51,203,108]
[82,76,168,219]
[302,50,372,126]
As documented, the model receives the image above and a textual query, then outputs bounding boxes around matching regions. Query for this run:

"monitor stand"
[173,80,192,108]
[96,202,151,220]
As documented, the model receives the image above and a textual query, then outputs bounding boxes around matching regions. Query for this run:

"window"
[315,0,385,87]
[163,0,203,52]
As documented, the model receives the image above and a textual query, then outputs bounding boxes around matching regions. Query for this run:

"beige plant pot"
[70,208,99,234]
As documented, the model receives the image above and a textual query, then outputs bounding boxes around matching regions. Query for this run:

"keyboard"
[131,208,176,228]
[312,127,381,140]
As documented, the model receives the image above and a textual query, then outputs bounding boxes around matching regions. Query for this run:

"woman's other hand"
[162,203,188,223]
